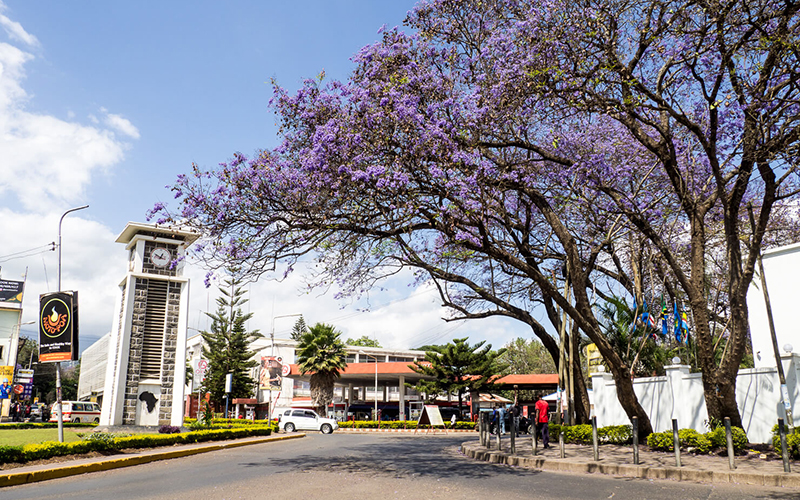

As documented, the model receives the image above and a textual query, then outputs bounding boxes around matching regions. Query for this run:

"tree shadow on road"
[239,435,539,480]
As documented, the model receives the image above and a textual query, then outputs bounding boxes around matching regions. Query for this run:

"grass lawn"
[0,428,86,446]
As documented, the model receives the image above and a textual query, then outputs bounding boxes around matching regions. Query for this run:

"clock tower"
[100,222,199,427]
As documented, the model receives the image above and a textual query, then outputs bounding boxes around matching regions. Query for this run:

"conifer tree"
[410,338,506,414]
[201,272,261,408]
[290,316,308,341]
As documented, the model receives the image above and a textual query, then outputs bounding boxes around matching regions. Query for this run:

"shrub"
[159,425,181,434]
[707,425,748,453]
[0,424,274,465]
[772,425,800,458]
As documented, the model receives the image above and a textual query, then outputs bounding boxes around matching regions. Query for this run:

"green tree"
[499,338,557,375]
[596,297,671,378]
[290,316,308,341]
[296,323,348,415]
[346,335,381,348]
[201,272,262,408]
[409,338,506,414]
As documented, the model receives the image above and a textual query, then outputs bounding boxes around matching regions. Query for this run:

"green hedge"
[337,420,476,430]
[0,425,274,465]
[772,425,800,458]
[546,424,632,445]
[0,422,98,430]
[647,426,747,454]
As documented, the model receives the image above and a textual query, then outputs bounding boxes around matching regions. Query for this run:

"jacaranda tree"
[152,0,800,432]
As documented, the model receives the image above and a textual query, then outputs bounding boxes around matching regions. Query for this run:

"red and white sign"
[198,359,208,372]
[281,364,291,377]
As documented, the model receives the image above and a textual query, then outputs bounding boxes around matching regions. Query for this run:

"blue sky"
[0,1,536,354]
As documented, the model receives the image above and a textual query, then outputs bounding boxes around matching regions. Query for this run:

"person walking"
[534,394,550,448]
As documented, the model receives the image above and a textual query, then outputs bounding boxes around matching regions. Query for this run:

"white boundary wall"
[591,353,800,443]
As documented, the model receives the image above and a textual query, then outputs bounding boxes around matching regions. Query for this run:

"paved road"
[3,433,798,500]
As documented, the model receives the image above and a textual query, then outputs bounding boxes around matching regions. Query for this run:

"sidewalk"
[461,436,800,488]
[0,433,305,488]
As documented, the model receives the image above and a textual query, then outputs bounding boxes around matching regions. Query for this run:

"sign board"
[259,356,283,391]
[198,359,208,372]
[38,291,79,362]
[0,280,24,303]
[586,343,603,374]
[415,405,447,434]
[14,369,33,384]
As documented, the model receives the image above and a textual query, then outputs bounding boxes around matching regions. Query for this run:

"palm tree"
[296,323,348,415]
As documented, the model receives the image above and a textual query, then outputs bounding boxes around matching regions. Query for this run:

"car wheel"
[93,418,100,424]
[73,418,81,423]
[284,422,295,432]
[321,423,333,434]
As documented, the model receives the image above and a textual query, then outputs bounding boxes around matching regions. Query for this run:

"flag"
[661,295,669,337]
[680,308,690,344]
[674,301,681,343]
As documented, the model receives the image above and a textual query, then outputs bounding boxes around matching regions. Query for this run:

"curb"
[338,428,475,434]
[460,443,800,489]
[0,433,305,488]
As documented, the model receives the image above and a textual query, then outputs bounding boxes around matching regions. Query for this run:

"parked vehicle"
[278,408,338,434]
[29,403,42,420]
[48,401,101,423]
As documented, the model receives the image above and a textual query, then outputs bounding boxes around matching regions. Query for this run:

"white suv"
[278,408,338,434]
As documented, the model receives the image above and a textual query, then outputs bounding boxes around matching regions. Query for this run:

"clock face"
[150,247,171,268]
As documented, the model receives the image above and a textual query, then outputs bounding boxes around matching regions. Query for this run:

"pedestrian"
[510,402,521,435]
[498,406,506,434]
[451,413,457,428]
[10,401,18,422]
[534,393,550,448]
[490,406,499,434]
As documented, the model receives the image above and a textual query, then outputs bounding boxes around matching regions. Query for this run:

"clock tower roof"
[115,222,200,246]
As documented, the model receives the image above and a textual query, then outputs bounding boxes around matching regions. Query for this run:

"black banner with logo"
[0,280,24,303]
[39,291,79,362]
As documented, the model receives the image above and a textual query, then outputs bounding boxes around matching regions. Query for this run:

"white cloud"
[104,112,140,139]
[0,27,132,214]
[0,8,40,48]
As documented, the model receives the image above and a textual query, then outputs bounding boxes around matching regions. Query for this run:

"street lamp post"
[359,351,379,420]
[55,204,88,443]
[268,313,301,421]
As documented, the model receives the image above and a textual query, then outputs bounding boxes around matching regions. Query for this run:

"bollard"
[632,416,639,465]
[672,419,681,468]
[532,425,538,456]
[496,421,501,451]
[510,417,516,455]
[559,429,565,458]
[478,413,483,446]
[779,418,791,473]
[592,416,599,461]
[724,417,735,470]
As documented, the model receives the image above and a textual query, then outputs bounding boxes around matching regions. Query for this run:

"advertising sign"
[0,366,13,399]
[585,343,603,374]
[39,291,79,362]
[0,280,24,303]
[259,356,283,391]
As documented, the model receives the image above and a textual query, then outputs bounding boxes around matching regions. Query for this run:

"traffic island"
[0,433,305,488]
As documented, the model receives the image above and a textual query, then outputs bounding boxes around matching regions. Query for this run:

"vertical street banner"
[39,291,80,362]
[259,356,283,391]
[0,280,24,303]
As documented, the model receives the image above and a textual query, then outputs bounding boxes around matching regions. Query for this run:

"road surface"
[3,433,797,499]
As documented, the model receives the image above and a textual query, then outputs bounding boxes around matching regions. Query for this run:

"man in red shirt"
[534,394,550,448]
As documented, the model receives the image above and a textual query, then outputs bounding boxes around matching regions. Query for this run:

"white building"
[77,332,110,404]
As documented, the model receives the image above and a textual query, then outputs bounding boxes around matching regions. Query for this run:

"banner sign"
[0,366,13,399]
[259,356,283,391]
[39,291,79,362]
[0,280,24,303]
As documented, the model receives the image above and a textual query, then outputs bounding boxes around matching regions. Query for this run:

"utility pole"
[749,204,793,432]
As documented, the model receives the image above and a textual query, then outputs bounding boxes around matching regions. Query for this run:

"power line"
[0,242,56,263]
